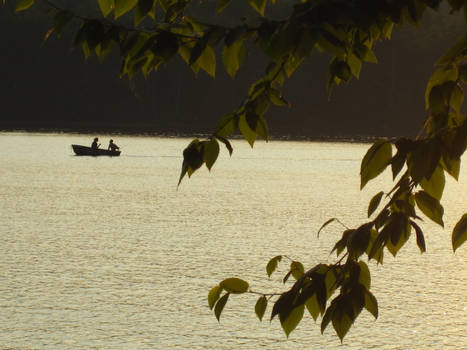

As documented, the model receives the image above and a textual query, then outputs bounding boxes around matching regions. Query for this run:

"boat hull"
[72,144,121,157]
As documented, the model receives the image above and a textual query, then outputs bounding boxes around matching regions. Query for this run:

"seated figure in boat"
[91,137,100,150]
[108,139,119,151]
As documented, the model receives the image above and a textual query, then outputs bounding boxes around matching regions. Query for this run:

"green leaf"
[279,304,304,338]
[266,255,282,277]
[98,0,115,17]
[15,0,34,12]
[368,191,384,218]
[222,39,245,78]
[135,0,154,25]
[197,45,216,77]
[414,191,444,227]
[364,290,378,319]
[419,165,445,201]
[178,139,204,186]
[219,277,249,294]
[452,214,467,252]
[424,67,458,109]
[238,113,257,147]
[290,261,304,280]
[305,294,320,321]
[360,139,393,189]
[354,43,378,63]
[115,0,138,19]
[208,285,222,309]
[255,296,267,321]
[214,293,229,321]
[269,88,289,107]
[248,0,266,16]
[331,300,353,342]
[203,138,220,171]
[358,261,371,290]
[216,0,232,13]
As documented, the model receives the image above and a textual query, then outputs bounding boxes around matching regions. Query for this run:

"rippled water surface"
[1,132,466,349]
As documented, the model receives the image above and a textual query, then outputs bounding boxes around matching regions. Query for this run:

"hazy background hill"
[0,1,464,138]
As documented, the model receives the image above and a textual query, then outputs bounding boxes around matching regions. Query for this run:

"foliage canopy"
[9,0,467,342]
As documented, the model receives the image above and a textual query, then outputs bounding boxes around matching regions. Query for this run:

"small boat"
[72,144,121,157]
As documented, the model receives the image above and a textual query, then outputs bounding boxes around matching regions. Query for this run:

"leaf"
[279,304,304,338]
[222,39,245,78]
[368,191,384,218]
[248,0,266,16]
[331,299,353,342]
[197,45,216,77]
[15,0,34,12]
[317,218,336,238]
[414,191,444,227]
[305,294,320,321]
[203,138,220,171]
[216,0,232,13]
[255,296,267,321]
[360,139,393,189]
[98,0,115,17]
[419,165,445,201]
[115,0,138,19]
[214,293,229,321]
[290,261,304,280]
[358,261,371,290]
[219,277,249,294]
[208,285,222,309]
[266,255,282,277]
[410,220,426,253]
[364,290,378,319]
[452,214,467,252]
[238,113,257,147]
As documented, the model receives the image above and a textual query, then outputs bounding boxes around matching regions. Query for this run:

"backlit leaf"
[255,296,267,321]
[452,214,467,252]
[331,300,353,342]
[266,255,282,277]
[208,285,222,309]
[358,261,371,290]
[222,39,245,78]
[280,304,304,338]
[368,191,384,218]
[290,261,304,280]
[115,0,138,19]
[214,293,229,321]
[216,0,232,13]
[15,0,34,12]
[248,0,266,16]
[360,139,392,189]
[364,290,378,319]
[203,138,220,171]
[414,191,444,227]
[419,165,445,201]
[238,113,257,147]
[305,294,320,321]
[98,0,115,17]
[197,45,216,77]
[219,278,249,294]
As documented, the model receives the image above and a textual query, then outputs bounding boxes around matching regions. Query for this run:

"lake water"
[0,132,466,349]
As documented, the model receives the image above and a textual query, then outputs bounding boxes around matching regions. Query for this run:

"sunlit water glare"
[0,132,466,349]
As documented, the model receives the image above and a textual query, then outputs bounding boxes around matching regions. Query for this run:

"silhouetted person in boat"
[108,139,119,151]
[91,137,100,150]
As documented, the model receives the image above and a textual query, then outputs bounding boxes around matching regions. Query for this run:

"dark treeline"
[0,1,464,138]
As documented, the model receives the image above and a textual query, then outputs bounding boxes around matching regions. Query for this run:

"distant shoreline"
[0,126,389,144]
